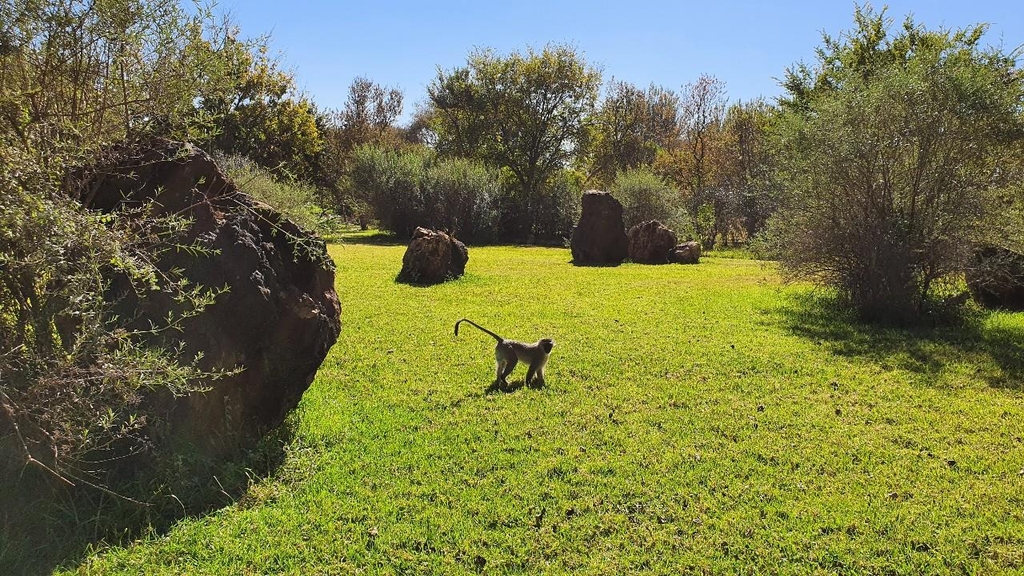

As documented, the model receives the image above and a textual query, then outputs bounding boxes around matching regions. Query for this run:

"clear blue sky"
[218,0,1023,121]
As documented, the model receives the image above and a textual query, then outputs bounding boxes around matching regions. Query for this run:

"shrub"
[423,157,502,243]
[215,154,339,236]
[528,170,583,244]
[610,166,687,234]
[0,163,215,489]
[774,9,1024,322]
[350,145,502,243]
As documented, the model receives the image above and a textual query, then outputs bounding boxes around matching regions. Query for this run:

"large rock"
[966,246,1024,311]
[570,191,628,265]
[70,140,341,452]
[669,241,702,264]
[628,220,678,264]
[397,227,469,285]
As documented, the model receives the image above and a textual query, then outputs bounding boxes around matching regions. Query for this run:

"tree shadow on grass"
[1,421,294,575]
[335,230,405,246]
[775,292,1024,391]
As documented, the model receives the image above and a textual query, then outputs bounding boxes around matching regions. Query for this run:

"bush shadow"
[774,292,1024,391]
[569,260,624,267]
[1,421,295,575]
[335,231,405,246]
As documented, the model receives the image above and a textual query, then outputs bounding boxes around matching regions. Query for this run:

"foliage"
[215,153,339,236]
[349,145,502,243]
[588,81,681,187]
[0,154,219,494]
[427,44,600,236]
[610,166,687,233]
[334,76,404,153]
[194,31,323,180]
[678,75,728,248]
[66,240,1024,574]
[720,99,780,241]
[314,77,405,219]
[774,6,1024,322]
[1,0,227,158]
[498,168,582,244]
[0,0,268,507]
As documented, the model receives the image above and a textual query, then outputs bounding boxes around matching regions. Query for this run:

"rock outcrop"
[570,191,628,265]
[396,227,469,285]
[628,220,678,264]
[71,140,341,452]
[669,241,702,265]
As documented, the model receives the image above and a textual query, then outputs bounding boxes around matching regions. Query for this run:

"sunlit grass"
[68,240,1024,574]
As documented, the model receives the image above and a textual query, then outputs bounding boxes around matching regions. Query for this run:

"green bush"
[350,145,502,243]
[215,154,338,236]
[423,156,502,243]
[610,166,687,234]
[0,165,216,488]
[775,8,1024,322]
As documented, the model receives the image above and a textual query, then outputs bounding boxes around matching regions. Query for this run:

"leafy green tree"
[315,77,404,219]
[680,75,727,247]
[194,31,322,179]
[337,76,403,151]
[774,6,1024,322]
[588,81,681,186]
[720,99,779,241]
[427,44,601,237]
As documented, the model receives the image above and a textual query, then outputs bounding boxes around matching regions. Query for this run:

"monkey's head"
[540,339,555,354]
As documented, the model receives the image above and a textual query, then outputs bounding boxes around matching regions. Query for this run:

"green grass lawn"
[67,240,1024,574]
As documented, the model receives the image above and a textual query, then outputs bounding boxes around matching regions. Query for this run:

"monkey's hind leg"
[494,361,515,388]
[501,357,518,388]
[495,347,517,389]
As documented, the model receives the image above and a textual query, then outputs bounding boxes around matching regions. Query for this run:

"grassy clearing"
[67,239,1024,574]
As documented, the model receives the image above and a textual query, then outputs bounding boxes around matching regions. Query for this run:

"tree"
[339,76,403,148]
[315,78,404,217]
[427,44,601,238]
[654,75,728,247]
[774,6,1024,322]
[681,75,727,247]
[194,30,322,179]
[588,81,680,186]
[720,99,779,241]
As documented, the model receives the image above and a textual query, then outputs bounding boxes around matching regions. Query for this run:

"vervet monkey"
[454,319,554,388]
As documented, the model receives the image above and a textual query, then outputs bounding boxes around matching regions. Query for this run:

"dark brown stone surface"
[628,220,678,264]
[72,140,341,452]
[396,227,469,285]
[669,241,702,265]
[570,191,628,265]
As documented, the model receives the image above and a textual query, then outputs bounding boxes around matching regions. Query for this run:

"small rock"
[669,241,702,264]
[627,220,677,264]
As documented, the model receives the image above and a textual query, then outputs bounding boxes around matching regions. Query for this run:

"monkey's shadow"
[484,379,544,395]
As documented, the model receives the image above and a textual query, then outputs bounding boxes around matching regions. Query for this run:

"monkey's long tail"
[454,318,504,342]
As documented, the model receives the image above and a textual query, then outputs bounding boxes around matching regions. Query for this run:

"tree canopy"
[774,5,1024,321]
[427,44,601,215]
